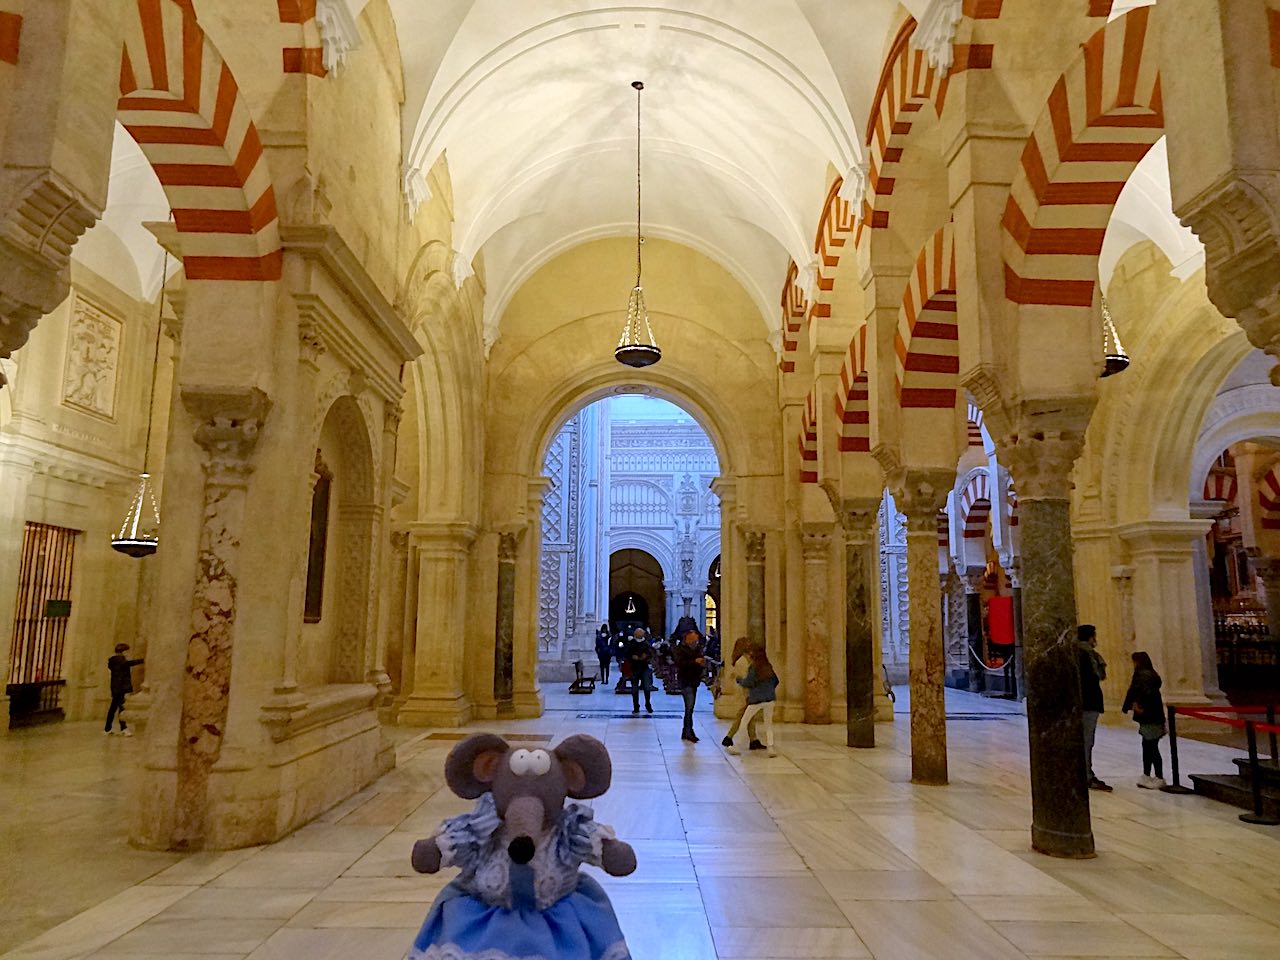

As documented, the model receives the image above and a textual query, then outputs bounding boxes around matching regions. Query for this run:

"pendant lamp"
[624,596,637,614]
[112,253,168,557]
[615,80,662,368]
[1100,295,1130,377]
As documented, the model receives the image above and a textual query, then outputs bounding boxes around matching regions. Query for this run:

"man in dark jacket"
[105,642,143,736]
[1076,625,1111,791]
[625,629,655,714]
[673,629,706,742]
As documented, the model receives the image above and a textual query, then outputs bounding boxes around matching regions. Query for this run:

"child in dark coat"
[1121,651,1166,789]
[105,642,143,736]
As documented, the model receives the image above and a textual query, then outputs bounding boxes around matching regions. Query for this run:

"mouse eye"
[509,749,533,775]
[527,750,552,776]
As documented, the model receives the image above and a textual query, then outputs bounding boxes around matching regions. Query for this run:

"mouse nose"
[508,836,535,864]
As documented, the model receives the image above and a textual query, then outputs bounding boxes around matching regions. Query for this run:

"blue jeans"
[680,685,697,736]
[1082,710,1100,781]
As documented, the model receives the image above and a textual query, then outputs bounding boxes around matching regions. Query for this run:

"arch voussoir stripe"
[118,0,282,282]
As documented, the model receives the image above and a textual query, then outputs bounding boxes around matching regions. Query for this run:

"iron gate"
[7,522,78,727]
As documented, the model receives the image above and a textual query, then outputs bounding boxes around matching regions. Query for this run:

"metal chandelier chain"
[142,249,169,473]
[635,80,643,287]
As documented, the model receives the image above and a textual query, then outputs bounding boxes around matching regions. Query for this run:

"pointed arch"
[1258,462,1280,530]
[118,0,281,280]
[836,324,870,453]
[799,388,819,484]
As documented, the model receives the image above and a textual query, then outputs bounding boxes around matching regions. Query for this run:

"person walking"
[673,629,706,742]
[719,637,762,750]
[1122,651,1167,789]
[595,623,612,685]
[1076,624,1112,791]
[105,642,143,736]
[725,645,779,757]
[626,628,654,714]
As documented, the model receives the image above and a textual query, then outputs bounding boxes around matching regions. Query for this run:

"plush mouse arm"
[411,837,442,874]
[599,837,636,877]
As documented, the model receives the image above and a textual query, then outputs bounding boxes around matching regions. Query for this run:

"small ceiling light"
[112,252,168,557]
[624,595,637,614]
[615,80,661,368]
[1100,295,1130,377]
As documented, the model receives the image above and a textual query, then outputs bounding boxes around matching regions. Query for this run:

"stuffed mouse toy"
[406,733,637,960]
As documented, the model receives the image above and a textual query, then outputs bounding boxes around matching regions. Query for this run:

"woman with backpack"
[1121,651,1167,789]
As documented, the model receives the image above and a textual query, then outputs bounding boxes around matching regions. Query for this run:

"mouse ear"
[554,734,612,799]
[445,734,510,798]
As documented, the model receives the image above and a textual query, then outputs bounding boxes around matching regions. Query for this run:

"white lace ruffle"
[406,940,630,960]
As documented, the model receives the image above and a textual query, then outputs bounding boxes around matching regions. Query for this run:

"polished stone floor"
[3,686,1279,960]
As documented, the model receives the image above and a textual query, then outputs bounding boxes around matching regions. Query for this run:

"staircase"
[1189,757,1280,819]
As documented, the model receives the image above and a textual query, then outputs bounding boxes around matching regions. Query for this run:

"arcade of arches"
[3,1,1280,957]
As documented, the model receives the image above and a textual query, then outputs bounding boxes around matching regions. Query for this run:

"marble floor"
[3,686,1279,960]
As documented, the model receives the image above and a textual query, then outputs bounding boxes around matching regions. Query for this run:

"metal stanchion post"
[1161,704,1194,795]
[1240,720,1280,826]
[1267,705,1278,764]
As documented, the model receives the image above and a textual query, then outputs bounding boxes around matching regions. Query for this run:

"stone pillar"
[839,501,879,747]
[1004,436,1093,859]
[0,449,33,731]
[964,569,985,693]
[172,386,270,850]
[744,529,766,648]
[385,529,409,696]
[1009,561,1025,701]
[801,526,833,723]
[398,521,476,726]
[892,475,951,785]
[512,478,548,718]
[1256,557,1280,646]
[1118,521,1215,704]
[493,529,522,717]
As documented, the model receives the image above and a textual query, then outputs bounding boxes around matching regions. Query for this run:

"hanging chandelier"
[615,80,661,368]
[112,253,167,557]
[624,595,637,614]
[1100,295,1130,377]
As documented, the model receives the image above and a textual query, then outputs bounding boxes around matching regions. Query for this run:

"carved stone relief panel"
[62,295,123,420]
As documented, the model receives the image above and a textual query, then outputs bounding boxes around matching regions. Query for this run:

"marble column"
[840,502,879,747]
[173,386,271,850]
[1006,436,1094,858]
[744,530,767,648]
[398,522,477,726]
[802,527,833,723]
[493,529,522,716]
[964,569,985,693]
[893,475,951,785]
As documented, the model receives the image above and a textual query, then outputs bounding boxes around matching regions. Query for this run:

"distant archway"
[609,550,665,636]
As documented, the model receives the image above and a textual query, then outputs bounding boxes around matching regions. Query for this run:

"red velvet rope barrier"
[1173,704,1280,735]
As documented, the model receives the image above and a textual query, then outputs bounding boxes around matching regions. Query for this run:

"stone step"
[1189,773,1280,819]
[1231,756,1280,787]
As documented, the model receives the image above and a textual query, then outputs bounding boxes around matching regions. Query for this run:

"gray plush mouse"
[406,733,637,960]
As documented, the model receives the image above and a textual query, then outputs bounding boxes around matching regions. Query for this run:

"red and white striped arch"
[1258,463,1280,530]
[1007,488,1019,529]
[959,472,992,540]
[810,178,857,325]
[119,0,282,281]
[778,260,807,373]
[966,399,985,448]
[1002,7,1162,311]
[894,223,958,408]
[799,389,818,484]
[1202,469,1237,504]
[937,510,950,551]
[835,324,870,453]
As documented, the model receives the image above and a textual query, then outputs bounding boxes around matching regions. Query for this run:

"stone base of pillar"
[874,690,895,722]
[132,699,392,850]
[397,692,475,727]
[512,688,544,719]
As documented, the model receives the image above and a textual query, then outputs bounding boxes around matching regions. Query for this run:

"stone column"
[1256,557,1280,646]
[893,474,951,785]
[839,501,879,747]
[0,449,34,732]
[493,528,522,717]
[1009,561,1025,701]
[744,529,766,648]
[385,529,409,696]
[801,526,833,723]
[398,521,476,726]
[172,386,270,850]
[964,569,985,693]
[1004,435,1094,859]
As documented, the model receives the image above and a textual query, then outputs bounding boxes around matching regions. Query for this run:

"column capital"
[998,430,1085,502]
[527,475,553,506]
[742,528,767,564]
[1117,519,1213,556]
[407,519,478,555]
[180,385,271,487]
[833,496,881,545]
[497,526,526,562]
[886,468,952,532]
[800,524,833,558]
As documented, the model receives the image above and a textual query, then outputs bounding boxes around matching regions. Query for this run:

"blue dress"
[407,794,631,960]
